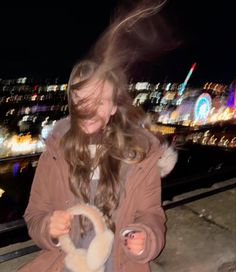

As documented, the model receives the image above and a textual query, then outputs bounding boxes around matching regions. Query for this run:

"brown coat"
[18,118,169,272]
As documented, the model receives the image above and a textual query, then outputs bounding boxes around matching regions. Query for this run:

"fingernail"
[128,232,135,239]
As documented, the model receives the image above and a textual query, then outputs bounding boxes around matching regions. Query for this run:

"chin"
[84,126,102,135]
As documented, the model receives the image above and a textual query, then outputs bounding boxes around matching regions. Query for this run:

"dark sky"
[0,1,235,85]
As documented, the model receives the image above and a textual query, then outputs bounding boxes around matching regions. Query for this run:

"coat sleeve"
[122,151,166,263]
[23,151,59,250]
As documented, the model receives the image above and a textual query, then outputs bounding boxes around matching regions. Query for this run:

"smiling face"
[71,77,117,134]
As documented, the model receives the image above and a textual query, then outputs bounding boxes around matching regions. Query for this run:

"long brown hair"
[61,60,151,233]
[62,0,175,233]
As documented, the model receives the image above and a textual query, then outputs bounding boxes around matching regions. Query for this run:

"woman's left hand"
[124,231,146,255]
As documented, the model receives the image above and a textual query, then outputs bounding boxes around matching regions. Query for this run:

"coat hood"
[48,117,177,178]
[158,143,177,177]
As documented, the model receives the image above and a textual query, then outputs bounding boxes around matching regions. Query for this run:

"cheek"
[97,103,116,119]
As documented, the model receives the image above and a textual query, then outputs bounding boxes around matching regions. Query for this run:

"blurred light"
[135,82,150,90]
[194,93,212,122]
[0,188,5,198]
[12,162,20,177]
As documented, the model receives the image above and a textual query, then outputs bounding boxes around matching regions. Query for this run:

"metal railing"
[0,153,41,163]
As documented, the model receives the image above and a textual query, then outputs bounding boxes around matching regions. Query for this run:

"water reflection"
[0,156,38,223]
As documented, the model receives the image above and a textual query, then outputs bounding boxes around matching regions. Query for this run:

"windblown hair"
[61,60,151,234]
[61,0,174,234]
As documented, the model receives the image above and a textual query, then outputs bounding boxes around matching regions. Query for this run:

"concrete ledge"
[155,188,236,272]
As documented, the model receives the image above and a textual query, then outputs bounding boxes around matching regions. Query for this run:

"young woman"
[18,2,177,271]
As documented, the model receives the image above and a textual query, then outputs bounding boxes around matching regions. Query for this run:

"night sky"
[0,1,235,85]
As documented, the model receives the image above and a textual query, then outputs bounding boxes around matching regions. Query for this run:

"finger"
[51,214,72,227]
[127,243,144,250]
[50,225,71,237]
[126,234,146,244]
[126,241,145,250]
[126,244,144,255]
[62,212,73,222]
[49,221,70,234]
[127,239,145,248]
[127,232,146,239]
[125,237,144,246]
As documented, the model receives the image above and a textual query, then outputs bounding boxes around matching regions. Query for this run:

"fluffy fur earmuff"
[58,204,114,272]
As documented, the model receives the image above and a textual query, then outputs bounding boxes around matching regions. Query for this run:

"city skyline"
[0,1,235,85]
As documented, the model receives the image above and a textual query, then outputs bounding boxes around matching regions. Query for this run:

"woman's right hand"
[49,210,73,238]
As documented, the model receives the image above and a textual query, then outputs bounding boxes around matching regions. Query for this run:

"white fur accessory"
[158,144,178,177]
[58,204,114,272]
